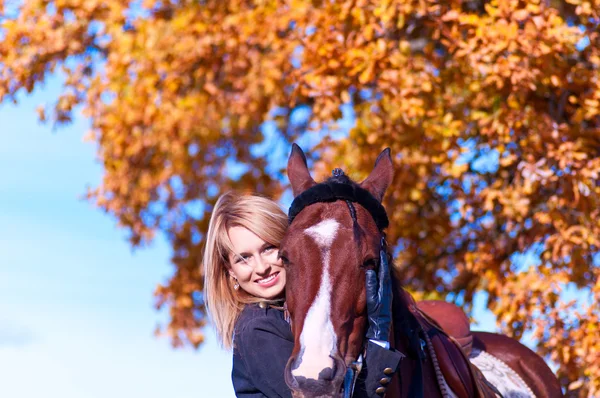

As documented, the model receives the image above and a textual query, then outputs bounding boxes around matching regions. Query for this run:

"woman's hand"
[366,238,392,348]
[365,238,392,346]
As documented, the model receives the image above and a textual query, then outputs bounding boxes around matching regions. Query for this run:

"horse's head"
[281,144,394,397]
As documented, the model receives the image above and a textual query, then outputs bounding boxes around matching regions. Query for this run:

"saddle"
[417,300,473,357]
[400,291,501,398]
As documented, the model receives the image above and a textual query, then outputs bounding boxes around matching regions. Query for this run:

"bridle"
[287,168,390,398]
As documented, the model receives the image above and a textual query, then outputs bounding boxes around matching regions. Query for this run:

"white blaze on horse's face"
[291,218,340,381]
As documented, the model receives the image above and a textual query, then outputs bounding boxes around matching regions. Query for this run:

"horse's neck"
[389,279,442,398]
[390,278,422,355]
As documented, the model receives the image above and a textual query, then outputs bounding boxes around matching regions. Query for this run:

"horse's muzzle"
[285,354,347,397]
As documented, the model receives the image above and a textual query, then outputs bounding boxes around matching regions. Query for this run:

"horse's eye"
[361,258,378,270]
[278,253,290,266]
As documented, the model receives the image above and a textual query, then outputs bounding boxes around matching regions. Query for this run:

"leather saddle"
[417,300,473,357]
[400,291,501,398]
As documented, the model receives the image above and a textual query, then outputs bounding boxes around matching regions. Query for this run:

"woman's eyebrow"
[236,247,260,257]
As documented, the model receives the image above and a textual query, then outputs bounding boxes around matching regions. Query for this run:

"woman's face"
[227,226,286,300]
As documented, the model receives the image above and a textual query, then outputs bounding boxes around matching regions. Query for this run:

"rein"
[342,354,363,398]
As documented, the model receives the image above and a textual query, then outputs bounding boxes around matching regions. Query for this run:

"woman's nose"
[254,254,271,274]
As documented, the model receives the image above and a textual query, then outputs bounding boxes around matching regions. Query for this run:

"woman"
[204,192,403,397]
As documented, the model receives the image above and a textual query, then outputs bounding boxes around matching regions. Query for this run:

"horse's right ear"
[287,143,316,197]
[360,148,394,202]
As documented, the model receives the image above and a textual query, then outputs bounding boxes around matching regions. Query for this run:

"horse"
[279,144,563,398]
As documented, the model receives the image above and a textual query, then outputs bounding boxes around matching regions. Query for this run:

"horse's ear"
[287,143,316,197]
[360,148,394,202]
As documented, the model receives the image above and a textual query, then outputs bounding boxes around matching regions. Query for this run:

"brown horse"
[280,144,562,398]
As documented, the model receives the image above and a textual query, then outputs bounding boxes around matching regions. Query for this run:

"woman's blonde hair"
[203,191,288,349]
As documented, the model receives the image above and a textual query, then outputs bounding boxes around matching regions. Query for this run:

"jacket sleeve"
[354,340,404,397]
[235,316,294,398]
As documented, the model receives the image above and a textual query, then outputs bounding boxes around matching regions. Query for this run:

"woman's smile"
[255,271,280,286]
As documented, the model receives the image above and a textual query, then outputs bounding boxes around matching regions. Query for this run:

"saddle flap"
[428,329,476,398]
[424,322,500,398]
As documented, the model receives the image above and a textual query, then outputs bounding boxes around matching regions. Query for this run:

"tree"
[1,0,598,394]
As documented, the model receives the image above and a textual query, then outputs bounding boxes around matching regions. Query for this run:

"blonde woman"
[203,192,402,398]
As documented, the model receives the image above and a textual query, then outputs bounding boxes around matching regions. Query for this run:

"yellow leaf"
[513,9,529,21]
[359,64,374,84]
[421,81,432,92]
[410,189,422,201]
[341,90,351,103]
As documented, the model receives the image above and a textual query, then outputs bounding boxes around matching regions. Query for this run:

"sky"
[0,77,234,398]
[0,76,500,398]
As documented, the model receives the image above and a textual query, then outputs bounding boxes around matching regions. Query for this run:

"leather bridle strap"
[342,354,363,398]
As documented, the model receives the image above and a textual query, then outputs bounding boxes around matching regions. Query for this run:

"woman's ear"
[228,269,237,280]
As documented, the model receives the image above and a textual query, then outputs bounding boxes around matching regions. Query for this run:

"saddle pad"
[469,348,535,398]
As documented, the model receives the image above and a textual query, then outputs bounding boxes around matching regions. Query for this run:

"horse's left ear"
[360,148,394,202]
[287,143,317,197]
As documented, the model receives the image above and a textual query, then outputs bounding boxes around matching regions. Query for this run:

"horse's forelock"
[288,178,389,231]
[326,173,354,185]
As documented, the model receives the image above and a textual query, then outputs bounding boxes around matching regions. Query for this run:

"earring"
[233,280,239,290]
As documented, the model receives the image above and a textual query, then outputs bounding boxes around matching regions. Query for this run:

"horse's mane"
[326,171,353,185]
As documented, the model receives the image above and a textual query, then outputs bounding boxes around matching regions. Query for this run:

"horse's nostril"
[288,355,301,372]
[317,364,336,381]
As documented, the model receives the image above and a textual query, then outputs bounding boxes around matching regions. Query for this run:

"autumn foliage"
[1,0,599,395]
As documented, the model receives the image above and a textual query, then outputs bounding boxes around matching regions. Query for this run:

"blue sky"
[0,78,233,398]
[0,76,501,398]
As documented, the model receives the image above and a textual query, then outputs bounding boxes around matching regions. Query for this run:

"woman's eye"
[235,255,249,264]
[263,245,276,253]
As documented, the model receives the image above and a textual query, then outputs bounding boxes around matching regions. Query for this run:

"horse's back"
[473,331,563,398]
[412,299,563,398]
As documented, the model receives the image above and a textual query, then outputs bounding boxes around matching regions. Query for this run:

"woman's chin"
[254,283,286,300]
[258,285,286,300]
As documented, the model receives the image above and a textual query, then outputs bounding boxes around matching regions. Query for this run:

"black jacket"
[232,303,404,398]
